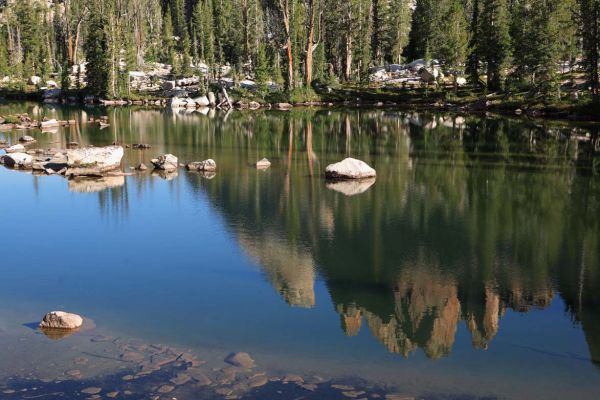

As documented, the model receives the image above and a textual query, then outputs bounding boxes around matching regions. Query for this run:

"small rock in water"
[186,159,217,172]
[332,384,355,391]
[255,158,271,169]
[66,369,81,377]
[283,374,303,383]
[343,391,366,398]
[19,135,36,143]
[157,385,175,393]
[81,387,102,395]
[224,352,255,369]
[39,311,83,330]
[136,163,148,171]
[248,375,268,388]
[151,154,178,171]
[106,391,119,398]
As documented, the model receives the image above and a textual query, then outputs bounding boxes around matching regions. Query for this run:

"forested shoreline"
[0,0,599,110]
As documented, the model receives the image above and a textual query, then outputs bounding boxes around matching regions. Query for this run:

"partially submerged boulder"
[19,135,36,143]
[2,153,33,169]
[40,119,60,129]
[67,146,124,172]
[5,144,25,153]
[39,311,83,330]
[325,158,376,180]
[255,158,271,169]
[151,154,179,171]
[186,159,216,172]
[274,103,293,110]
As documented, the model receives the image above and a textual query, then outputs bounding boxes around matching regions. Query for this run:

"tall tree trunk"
[242,0,250,63]
[305,0,316,86]
[279,0,294,89]
[344,6,352,81]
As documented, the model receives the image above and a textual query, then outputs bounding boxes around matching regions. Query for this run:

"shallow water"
[0,102,599,399]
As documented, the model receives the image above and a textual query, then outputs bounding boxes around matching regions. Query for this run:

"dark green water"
[0,102,599,399]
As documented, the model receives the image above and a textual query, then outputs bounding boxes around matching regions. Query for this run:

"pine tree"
[479,0,511,91]
[578,0,600,102]
[84,9,110,97]
[429,0,469,69]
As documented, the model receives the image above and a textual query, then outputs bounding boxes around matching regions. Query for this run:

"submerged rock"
[186,159,216,172]
[255,158,271,169]
[151,154,179,171]
[224,352,255,369]
[325,158,376,180]
[39,311,83,330]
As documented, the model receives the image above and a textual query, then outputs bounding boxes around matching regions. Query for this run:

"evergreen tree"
[84,9,110,97]
[479,0,511,91]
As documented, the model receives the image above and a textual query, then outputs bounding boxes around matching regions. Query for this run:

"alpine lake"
[0,101,599,400]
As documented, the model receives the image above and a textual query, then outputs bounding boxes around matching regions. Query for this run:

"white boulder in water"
[325,158,376,180]
[2,152,33,169]
[39,311,83,330]
[67,146,124,170]
[255,158,271,169]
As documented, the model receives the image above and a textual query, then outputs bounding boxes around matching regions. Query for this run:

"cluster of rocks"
[369,59,467,87]
[0,145,125,178]
[0,114,75,131]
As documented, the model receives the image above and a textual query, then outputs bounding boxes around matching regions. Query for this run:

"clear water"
[0,102,599,399]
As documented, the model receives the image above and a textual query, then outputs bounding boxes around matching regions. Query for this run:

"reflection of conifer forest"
[3,104,599,363]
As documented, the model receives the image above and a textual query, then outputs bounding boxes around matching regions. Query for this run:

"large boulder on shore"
[2,152,33,169]
[325,158,376,180]
[151,154,178,171]
[67,146,124,171]
[39,311,83,330]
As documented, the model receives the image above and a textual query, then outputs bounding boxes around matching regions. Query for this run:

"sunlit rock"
[255,158,271,169]
[151,154,178,171]
[326,178,376,196]
[186,159,216,172]
[39,311,83,331]
[325,158,376,180]
[5,144,25,153]
[2,152,33,169]
[67,146,124,172]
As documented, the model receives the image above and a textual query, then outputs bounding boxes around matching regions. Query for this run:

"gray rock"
[224,352,255,369]
[19,135,36,142]
[2,153,33,169]
[151,154,178,171]
[325,158,376,180]
[39,311,83,330]
[5,144,25,153]
[67,146,124,172]
[186,159,216,172]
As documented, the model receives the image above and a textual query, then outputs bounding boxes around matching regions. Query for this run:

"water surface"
[0,102,599,399]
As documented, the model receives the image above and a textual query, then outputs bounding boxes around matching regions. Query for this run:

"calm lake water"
[0,102,599,399]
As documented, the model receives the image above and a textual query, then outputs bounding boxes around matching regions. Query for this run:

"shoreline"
[2,89,600,124]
